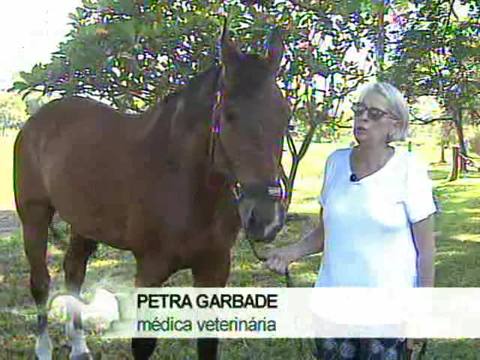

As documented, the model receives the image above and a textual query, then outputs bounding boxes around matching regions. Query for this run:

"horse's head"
[213,28,290,242]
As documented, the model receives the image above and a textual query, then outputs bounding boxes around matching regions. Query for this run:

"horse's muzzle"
[239,198,285,242]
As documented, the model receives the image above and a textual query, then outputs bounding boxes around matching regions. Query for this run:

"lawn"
[1,132,480,359]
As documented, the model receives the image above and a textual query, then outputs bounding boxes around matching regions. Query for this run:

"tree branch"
[336,75,369,99]
[286,131,298,157]
[410,115,453,124]
[114,83,151,102]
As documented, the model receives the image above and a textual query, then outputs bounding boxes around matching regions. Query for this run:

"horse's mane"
[166,65,220,103]
[144,65,220,125]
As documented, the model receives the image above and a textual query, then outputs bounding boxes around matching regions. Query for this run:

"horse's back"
[15,97,137,244]
[21,96,136,139]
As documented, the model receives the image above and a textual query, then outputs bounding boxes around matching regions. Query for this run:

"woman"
[266,82,436,359]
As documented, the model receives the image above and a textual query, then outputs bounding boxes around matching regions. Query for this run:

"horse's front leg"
[192,249,231,360]
[131,254,173,360]
[63,233,97,360]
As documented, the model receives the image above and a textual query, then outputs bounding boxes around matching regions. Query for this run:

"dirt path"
[0,210,20,238]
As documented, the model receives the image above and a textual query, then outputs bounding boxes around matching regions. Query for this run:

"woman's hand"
[265,214,325,275]
[264,247,297,275]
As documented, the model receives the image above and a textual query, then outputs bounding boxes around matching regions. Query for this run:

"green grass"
[1,136,480,358]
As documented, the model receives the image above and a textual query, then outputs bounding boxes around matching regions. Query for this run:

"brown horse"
[13,28,290,360]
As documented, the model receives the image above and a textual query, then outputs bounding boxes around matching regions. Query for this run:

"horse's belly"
[45,158,130,248]
[60,211,129,249]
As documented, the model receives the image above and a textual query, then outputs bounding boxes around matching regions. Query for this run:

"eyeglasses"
[352,102,397,121]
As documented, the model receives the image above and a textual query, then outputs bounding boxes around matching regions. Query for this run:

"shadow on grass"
[429,167,450,181]
[434,175,480,287]
[229,212,321,288]
[435,238,480,287]
[0,210,20,238]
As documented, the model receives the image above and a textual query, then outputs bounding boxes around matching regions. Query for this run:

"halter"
[207,65,284,203]
[207,82,292,285]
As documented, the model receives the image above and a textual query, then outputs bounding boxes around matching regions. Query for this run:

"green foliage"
[0,92,28,131]
[385,1,480,113]
[12,0,226,111]
[11,0,374,131]
[23,95,50,116]
[380,0,480,161]
[470,130,480,156]
[9,1,480,138]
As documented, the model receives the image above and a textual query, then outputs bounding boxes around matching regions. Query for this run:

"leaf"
[9,81,30,94]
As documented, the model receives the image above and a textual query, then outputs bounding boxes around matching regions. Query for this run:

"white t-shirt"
[315,147,436,288]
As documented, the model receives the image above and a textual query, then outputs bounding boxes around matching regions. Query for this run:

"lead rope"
[246,236,293,288]
[246,236,319,358]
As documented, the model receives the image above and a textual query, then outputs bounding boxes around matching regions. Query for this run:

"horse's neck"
[139,96,213,166]
[133,104,160,143]
[132,66,220,185]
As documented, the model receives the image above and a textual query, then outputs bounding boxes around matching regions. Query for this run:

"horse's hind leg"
[20,202,55,360]
[63,233,97,360]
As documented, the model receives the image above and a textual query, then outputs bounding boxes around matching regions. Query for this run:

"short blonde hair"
[358,82,409,142]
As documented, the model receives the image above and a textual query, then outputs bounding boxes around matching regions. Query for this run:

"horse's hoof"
[35,353,52,360]
[35,333,53,360]
[70,353,93,360]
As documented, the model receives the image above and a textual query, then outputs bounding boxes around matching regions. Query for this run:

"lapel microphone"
[350,174,359,182]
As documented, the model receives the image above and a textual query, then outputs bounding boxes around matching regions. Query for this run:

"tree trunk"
[455,110,467,154]
[280,71,326,213]
[440,141,446,163]
[448,146,460,181]
[453,106,468,172]
[280,122,318,211]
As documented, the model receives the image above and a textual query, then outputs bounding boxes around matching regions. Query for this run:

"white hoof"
[70,353,93,360]
[35,332,53,360]
[67,326,91,360]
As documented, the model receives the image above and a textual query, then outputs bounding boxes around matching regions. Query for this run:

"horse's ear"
[219,19,240,66]
[266,28,284,74]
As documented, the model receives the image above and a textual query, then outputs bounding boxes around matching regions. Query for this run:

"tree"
[439,121,456,163]
[384,0,480,179]
[0,92,27,133]
[270,0,376,208]
[24,95,50,116]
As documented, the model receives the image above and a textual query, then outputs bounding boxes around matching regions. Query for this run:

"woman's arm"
[411,215,436,287]
[265,209,325,274]
[291,210,325,259]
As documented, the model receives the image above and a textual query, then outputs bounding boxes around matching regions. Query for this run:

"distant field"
[0,132,17,210]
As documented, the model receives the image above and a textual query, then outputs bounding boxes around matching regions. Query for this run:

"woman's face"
[353,92,399,146]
